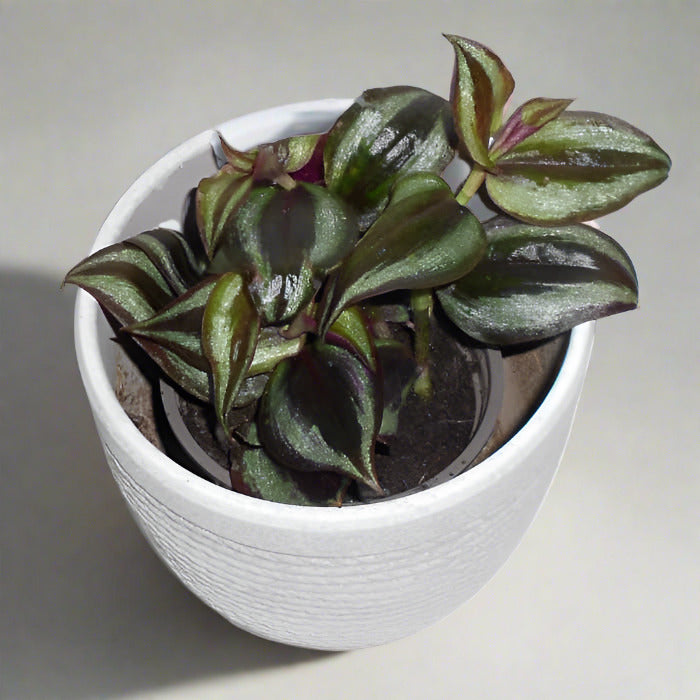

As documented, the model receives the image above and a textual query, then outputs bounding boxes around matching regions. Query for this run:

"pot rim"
[74,99,595,532]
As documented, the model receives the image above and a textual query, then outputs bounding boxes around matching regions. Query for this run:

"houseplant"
[67,36,669,648]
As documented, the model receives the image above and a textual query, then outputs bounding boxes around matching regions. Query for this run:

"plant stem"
[455,165,486,206]
[411,289,433,400]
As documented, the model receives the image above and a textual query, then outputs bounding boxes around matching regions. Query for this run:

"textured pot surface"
[74,100,595,650]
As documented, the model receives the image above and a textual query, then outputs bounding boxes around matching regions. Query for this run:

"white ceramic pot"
[74,100,595,651]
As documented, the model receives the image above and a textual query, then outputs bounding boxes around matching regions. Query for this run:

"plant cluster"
[65,35,669,505]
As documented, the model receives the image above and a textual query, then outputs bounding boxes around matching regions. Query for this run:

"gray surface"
[1,2,698,698]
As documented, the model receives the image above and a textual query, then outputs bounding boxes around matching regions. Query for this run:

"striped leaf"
[196,166,254,258]
[128,228,207,296]
[436,216,639,345]
[233,446,345,506]
[217,182,358,323]
[326,306,378,371]
[320,172,486,332]
[122,276,220,400]
[324,86,456,230]
[202,273,261,430]
[247,327,305,375]
[64,240,176,327]
[489,97,573,160]
[257,342,383,493]
[486,111,671,223]
[445,34,515,168]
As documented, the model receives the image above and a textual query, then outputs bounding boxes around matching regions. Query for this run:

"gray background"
[1,1,698,698]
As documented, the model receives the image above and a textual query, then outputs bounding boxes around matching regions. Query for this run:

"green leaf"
[320,172,486,331]
[375,339,419,438]
[486,111,671,223]
[327,305,377,371]
[436,216,639,344]
[64,241,176,327]
[216,182,357,323]
[445,34,515,168]
[247,327,305,375]
[196,166,253,258]
[233,446,345,506]
[257,342,383,493]
[128,228,207,296]
[324,86,456,229]
[202,272,261,431]
[122,276,220,400]
[232,374,270,408]
[489,97,573,160]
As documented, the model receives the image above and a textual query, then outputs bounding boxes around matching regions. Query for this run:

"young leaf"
[326,305,378,371]
[122,276,220,400]
[257,342,383,493]
[202,272,261,431]
[247,327,305,375]
[436,216,639,344]
[324,86,456,229]
[486,111,671,223]
[64,241,176,327]
[196,167,253,258]
[216,182,357,323]
[445,34,515,168]
[320,172,486,331]
[488,97,573,160]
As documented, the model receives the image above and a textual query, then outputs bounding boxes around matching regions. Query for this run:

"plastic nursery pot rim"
[74,98,595,533]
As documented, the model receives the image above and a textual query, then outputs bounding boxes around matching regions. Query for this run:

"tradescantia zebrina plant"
[65,34,669,506]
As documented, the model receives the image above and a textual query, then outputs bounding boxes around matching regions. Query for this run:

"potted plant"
[66,35,669,649]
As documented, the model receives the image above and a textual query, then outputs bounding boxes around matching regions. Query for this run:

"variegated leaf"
[64,241,176,327]
[247,327,305,375]
[436,216,639,344]
[122,276,220,400]
[324,86,456,229]
[487,111,671,223]
[202,272,261,430]
[327,305,378,371]
[216,182,357,323]
[445,34,515,167]
[320,172,486,332]
[257,342,383,493]
[128,228,207,296]
[233,446,345,506]
[488,97,573,160]
[196,166,253,258]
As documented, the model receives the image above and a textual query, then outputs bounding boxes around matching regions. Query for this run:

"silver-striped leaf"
[324,86,456,230]
[445,34,515,168]
[201,272,261,431]
[122,276,220,400]
[320,172,486,332]
[436,216,639,345]
[486,111,671,223]
[257,342,383,493]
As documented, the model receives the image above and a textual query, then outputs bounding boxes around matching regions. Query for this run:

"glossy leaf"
[196,166,253,258]
[64,240,176,327]
[489,97,573,160]
[231,374,269,408]
[487,111,671,223]
[324,86,456,229]
[326,305,377,371]
[247,327,305,375]
[436,216,639,344]
[202,272,261,430]
[257,343,382,492]
[445,34,515,167]
[216,182,357,323]
[320,172,486,331]
[122,277,219,400]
